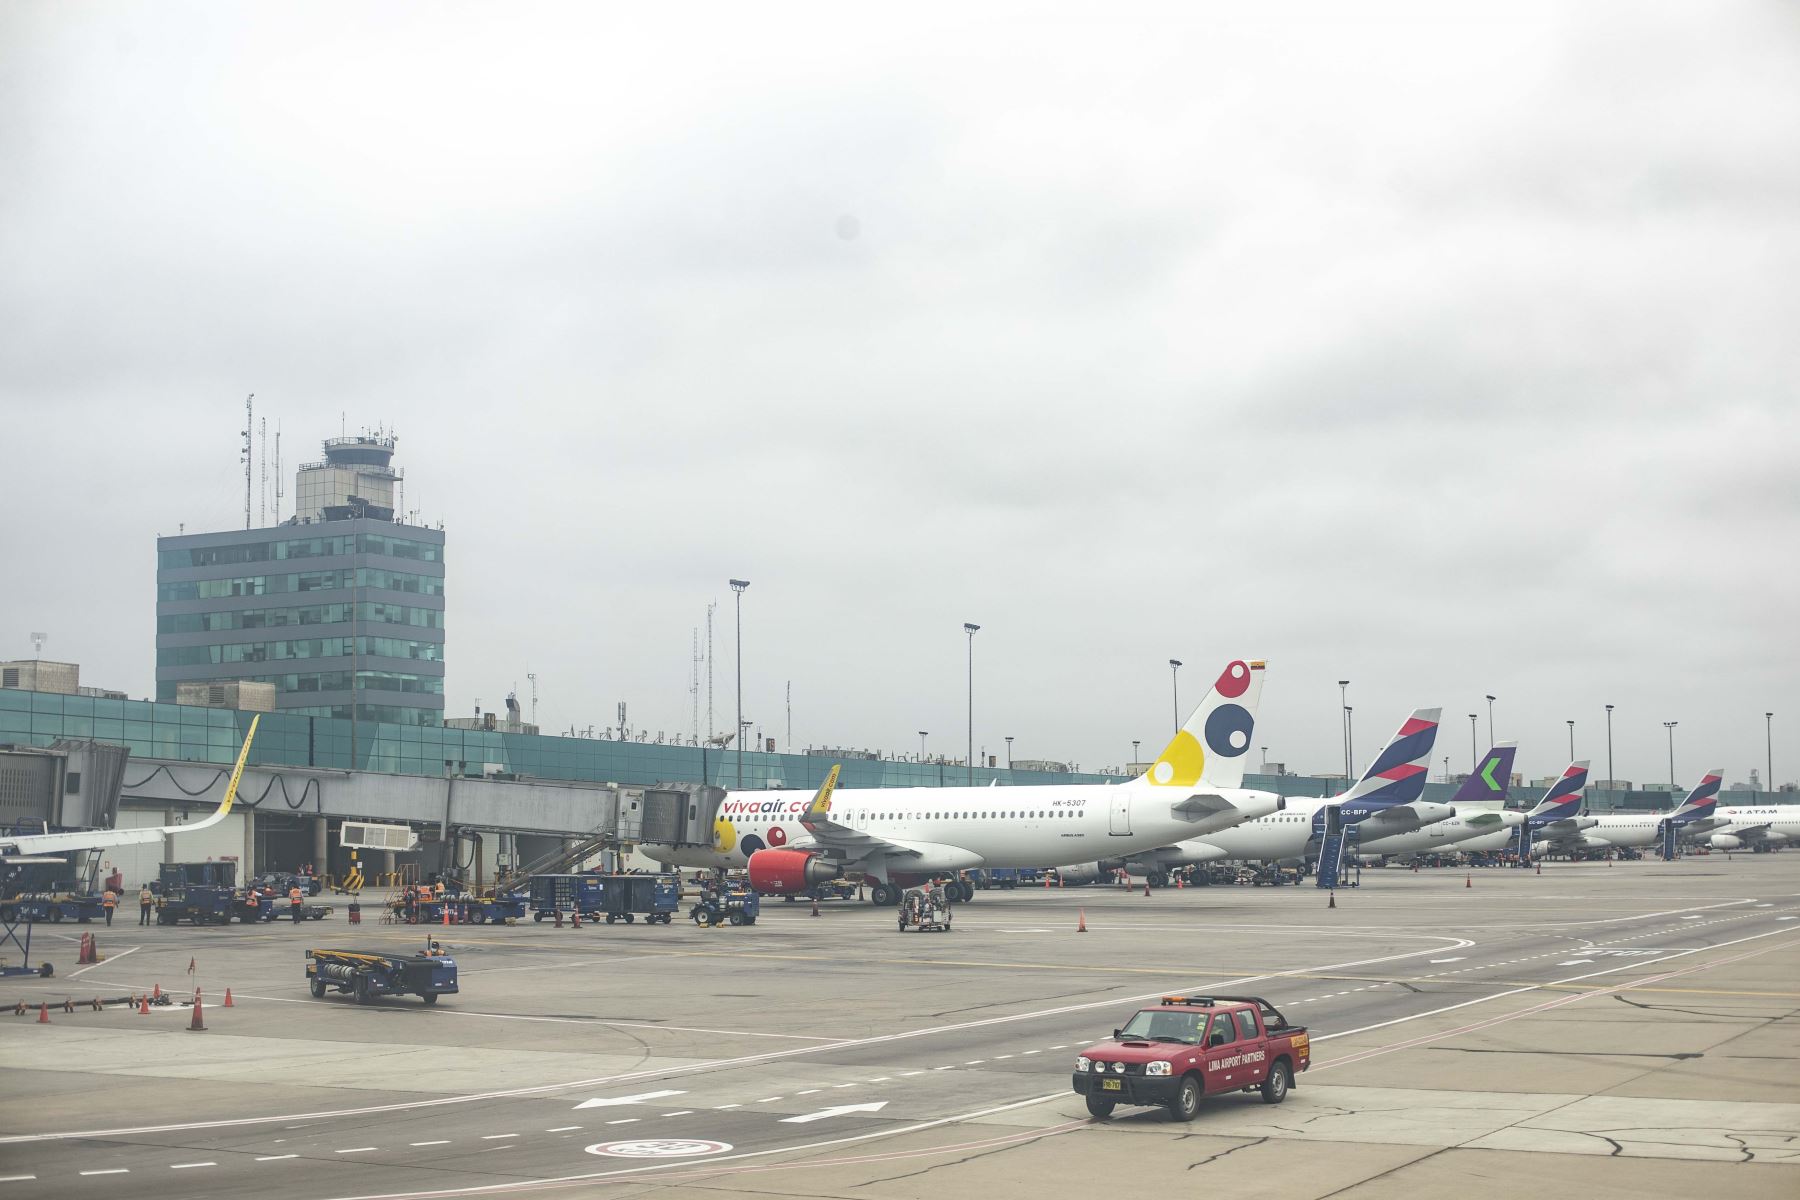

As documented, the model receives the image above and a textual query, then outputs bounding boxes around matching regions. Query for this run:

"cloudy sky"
[3,1,1796,788]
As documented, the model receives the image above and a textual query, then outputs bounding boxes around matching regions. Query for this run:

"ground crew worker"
[433,879,445,901]
[101,888,117,926]
[138,885,153,925]
[289,884,304,923]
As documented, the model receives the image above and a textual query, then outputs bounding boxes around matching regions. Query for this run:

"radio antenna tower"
[273,422,283,523]
[690,629,701,743]
[259,415,268,526]
[705,601,717,739]
[241,393,254,529]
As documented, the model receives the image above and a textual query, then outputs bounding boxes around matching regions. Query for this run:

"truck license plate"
[1101,1079,1122,1091]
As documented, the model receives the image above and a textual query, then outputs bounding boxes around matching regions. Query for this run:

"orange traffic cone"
[138,996,150,1015]
[1465,873,1472,888]
[572,908,582,929]
[810,898,820,917]
[1328,891,1337,909]
[152,983,162,1000]
[1535,862,1541,875]
[1042,874,1049,889]
[1076,909,1087,933]
[36,1003,49,1024]
[441,905,450,926]
[223,988,234,1008]
[1176,875,1184,889]
[187,991,205,1032]
[1143,880,1151,897]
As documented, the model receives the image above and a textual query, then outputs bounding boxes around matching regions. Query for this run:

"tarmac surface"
[2,856,1798,1199]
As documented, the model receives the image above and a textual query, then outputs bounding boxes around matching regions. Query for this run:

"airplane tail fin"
[1449,742,1517,805]
[1143,660,1264,790]
[1668,768,1723,822]
[1340,708,1441,805]
[1526,760,1588,821]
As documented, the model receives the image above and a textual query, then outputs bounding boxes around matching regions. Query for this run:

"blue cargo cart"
[390,895,523,925]
[306,947,458,1005]
[603,874,679,925]
[0,894,107,924]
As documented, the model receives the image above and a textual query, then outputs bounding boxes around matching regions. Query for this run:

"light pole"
[919,731,928,760]
[1605,704,1615,800]
[1338,680,1350,780]
[1005,735,1014,769]
[1767,712,1775,798]
[1443,754,1450,783]
[965,623,980,786]
[1169,660,1183,734]
[1485,694,1496,746]
[729,579,749,788]
[1567,719,1575,761]
[1663,720,1678,791]
[1468,714,1478,773]
[1131,739,1139,770]
[1345,707,1355,781]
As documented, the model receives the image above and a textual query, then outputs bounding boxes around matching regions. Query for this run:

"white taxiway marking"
[409,1142,450,1148]
[479,1134,517,1140]
[796,1089,820,1095]
[606,1119,638,1126]
[545,1127,581,1133]
[713,1104,741,1110]
[80,1169,129,1176]
[67,945,139,978]
[1428,957,1465,963]
[0,1177,36,1183]
[781,1102,890,1124]
[256,1154,299,1161]
[336,1147,378,1154]
[663,1111,694,1117]
[170,1162,217,1169]
[1559,959,1593,965]
[575,1090,685,1109]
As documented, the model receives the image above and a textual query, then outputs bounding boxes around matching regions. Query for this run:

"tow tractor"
[896,886,953,932]
[306,945,459,1005]
[689,883,760,926]
[1073,995,1310,1121]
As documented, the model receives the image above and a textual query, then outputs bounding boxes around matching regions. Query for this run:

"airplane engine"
[746,849,843,894]
[1709,834,1742,851]
[1579,833,1615,849]
[1055,862,1110,885]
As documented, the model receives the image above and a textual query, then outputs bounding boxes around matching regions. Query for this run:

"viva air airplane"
[0,717,260,859]
[640,660,1284,906]
[1124,706,1448,870]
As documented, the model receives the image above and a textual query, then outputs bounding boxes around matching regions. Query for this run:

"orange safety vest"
[102,890,117,908]
[289,887,303,905]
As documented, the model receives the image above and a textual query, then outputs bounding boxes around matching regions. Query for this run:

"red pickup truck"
[1072,994,1310,1120]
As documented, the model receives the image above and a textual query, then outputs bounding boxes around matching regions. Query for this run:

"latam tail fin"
[1339,708,1441,805]
[1668,768,1723,823]
[1526,760,1588,822]
[1450,742,1517,805]
[1143,660,1264,790]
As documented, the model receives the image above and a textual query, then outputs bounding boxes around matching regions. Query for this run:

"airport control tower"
[155,429,446,728]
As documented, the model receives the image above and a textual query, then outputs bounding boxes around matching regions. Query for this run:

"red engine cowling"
[747,849,843,894]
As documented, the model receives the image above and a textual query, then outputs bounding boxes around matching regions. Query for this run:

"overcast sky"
[3,1,1796,788]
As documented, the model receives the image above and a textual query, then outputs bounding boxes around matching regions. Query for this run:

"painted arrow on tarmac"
[780,1102,889,1124]
[574,1090,686,1109]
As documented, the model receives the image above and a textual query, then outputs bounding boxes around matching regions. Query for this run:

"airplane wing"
[1457,811,1510,829]
[1716,821,1775,844]
[1532,818,1586,843]
[796,764,925,861]
[0,716,259,857]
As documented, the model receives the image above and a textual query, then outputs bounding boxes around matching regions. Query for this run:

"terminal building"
[154,432,446,727]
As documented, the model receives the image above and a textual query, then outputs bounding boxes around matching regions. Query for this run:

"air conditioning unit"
[339,821,418,852]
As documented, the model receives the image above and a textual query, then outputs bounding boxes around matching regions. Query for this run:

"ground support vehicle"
[528,874,609,922]
[601,875,679,924]
[975,868,1040,890]
[392,896,523,925]
[897,887,953,932]
[1073,994,1310,1121]
[0,894,105,924]
[783,879,859,903]
[156,885,241,925]
[306,947,458,1005]
[689,885,760,926]
[249,896,334,922]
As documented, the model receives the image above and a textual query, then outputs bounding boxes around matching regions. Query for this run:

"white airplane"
[641,660,1285,905]
[1354,742,1523,858]
[1454,759,1590,855]
[1123,706,1449,873]
[1669,775,1800,851]
[0,716,260,857]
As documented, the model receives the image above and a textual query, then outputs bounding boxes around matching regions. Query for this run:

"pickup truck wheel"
[1085,1094,1116,1118]
[421,993,440,1005]
[310,978,327,998]
[1169,1075,1202,1122]
[1260,1060,1291,1104]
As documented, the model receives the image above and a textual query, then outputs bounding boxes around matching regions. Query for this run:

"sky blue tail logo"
[1527,761,1588,823]
[1340,708,1441,806]
[1449,742,1516,804]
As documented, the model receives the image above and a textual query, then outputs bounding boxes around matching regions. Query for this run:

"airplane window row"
[854,809,1078,821]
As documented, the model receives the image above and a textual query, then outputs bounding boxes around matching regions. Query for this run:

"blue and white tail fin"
[1143,660,1264,791]
[1339,708,1441,806]
[1449,742,1517,806]
[1526,761,1589,824]
[1668,769,1723,824]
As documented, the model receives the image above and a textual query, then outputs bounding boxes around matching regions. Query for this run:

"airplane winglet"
[218,715,260,820]
[805,764,842,820]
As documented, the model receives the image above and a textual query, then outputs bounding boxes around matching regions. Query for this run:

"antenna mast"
[527,672,538,726]
[259,415,267,526]
[274,422,283,523]
[705,601,716,739]
[241,393,254,529]
[690,629,701,743]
